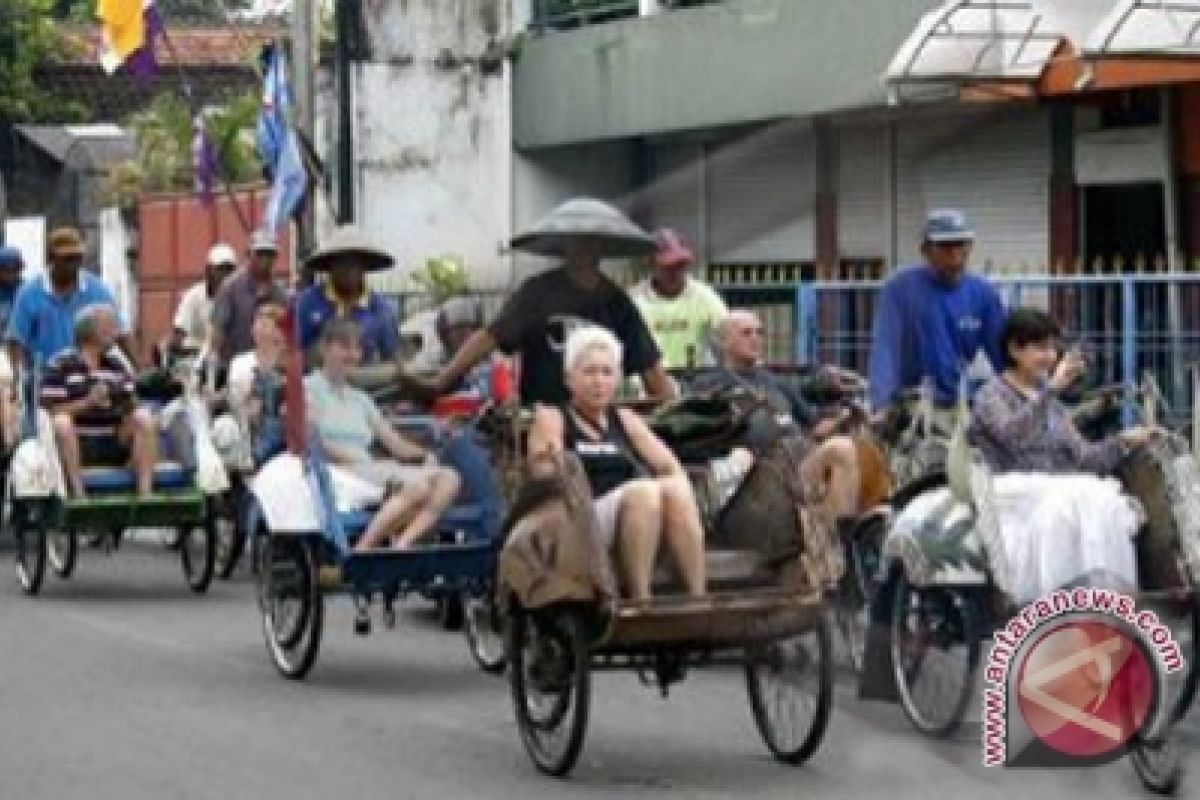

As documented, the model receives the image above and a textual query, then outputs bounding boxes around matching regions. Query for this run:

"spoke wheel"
[746,612,834,765]
[47,531,77,579]
[1130,733,1184,796]
[14,523,47,596]
[464,593,508,675]
[214,486,248,580]
[260,536,323,680]
[508,606,590,777]
[180,516,216,593]
[890,575,981,738]
[1144,593,1200,726]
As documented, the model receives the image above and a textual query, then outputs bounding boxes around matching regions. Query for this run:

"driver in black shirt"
[428,201,676,408]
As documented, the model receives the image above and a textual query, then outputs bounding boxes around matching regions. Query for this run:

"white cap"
[206,243,238,267]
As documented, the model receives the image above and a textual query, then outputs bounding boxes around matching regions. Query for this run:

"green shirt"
[630,277,728,370]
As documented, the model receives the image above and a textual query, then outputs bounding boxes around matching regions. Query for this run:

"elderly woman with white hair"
[40,303,159,498]
[527,325,706,601]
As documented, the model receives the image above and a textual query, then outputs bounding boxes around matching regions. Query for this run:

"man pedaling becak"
[691,309,885,531]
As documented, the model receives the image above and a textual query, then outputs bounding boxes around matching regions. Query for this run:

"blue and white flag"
[257,43,307,234]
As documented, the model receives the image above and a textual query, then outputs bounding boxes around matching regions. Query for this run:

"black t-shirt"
[488,268,660,406]
[691,366,817,450]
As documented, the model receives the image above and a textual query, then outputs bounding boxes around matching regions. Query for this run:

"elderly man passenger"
[306,318,461,551]
[694,310,866,522]
[527,325,706,601]
[41,305,158,498]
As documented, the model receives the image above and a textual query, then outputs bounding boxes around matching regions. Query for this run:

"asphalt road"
[1,542,1196,800]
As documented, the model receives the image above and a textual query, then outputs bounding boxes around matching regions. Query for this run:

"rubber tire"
[47,531,77,579]
[1166,592,1200,726]
[890,575,981,739]
[15,524,47,596]
[260,536,324,680]
[464,594,508,675]
[1130,734,1183,796]
[438,593,465,631]
[509,607,591,777]
[746,611,835,765]
[214,486,248,581]
[180,516,216,594]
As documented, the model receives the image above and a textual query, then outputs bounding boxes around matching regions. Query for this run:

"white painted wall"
[355,0,516,293]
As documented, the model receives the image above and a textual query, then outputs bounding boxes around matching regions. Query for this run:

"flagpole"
[153,27,255,237]
[291,0,317,267]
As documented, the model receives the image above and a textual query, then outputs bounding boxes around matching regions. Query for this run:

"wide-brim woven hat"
[305,225,395,273]
[510,198,656,258]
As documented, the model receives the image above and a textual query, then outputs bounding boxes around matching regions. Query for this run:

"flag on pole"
[258,44,308,234]
[97,0,163,83]
[124,2,164,83]
[192,114,219,206]
[256,44,291,180]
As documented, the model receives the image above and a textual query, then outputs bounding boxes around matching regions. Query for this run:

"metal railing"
[792,273,1200,430]
[533,0,639,29]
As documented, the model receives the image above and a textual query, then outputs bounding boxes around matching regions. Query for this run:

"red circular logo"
[1015,619,1156,759]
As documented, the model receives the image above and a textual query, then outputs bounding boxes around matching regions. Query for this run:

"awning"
[888,0,1200,99]
[886,1,1066,89]
[1084,0,1200,58]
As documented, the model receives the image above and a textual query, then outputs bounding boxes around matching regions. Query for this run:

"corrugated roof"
[60,23,284,69]
[14,124,136,168]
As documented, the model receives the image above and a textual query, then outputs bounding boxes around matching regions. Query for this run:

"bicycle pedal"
[317,566,343,589]
[353,613,372,636]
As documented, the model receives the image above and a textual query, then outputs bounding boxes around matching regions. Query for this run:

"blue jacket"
[868,265,1006,409]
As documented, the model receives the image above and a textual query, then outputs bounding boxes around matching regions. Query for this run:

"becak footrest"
[81,461,192,493]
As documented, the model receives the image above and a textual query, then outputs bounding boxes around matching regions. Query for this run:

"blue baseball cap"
[0,246,24,269]
[922,209,975,244]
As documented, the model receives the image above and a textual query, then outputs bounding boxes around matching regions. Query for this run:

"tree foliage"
[105,90,262,205]
[1,0,89,122]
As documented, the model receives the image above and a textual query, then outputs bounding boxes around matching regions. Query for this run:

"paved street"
[1,542,1196,800]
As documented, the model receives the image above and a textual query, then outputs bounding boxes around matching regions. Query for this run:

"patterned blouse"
[969,374,1129,475]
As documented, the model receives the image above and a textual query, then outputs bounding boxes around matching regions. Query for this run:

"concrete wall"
[511,139,641,280]
[356,0,517,292]
[514,0,939,148]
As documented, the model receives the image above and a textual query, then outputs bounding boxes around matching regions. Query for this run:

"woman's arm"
[526,405,564,477]
[617,408,684,478]
[372,415,429,463]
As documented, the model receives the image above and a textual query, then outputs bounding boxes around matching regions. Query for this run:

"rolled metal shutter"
[706,120,816,264]
[646,141,705,256]
[894,105,1051,272]
[837,123,889,262]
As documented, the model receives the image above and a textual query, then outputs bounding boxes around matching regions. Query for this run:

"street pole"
[292,0,316,264]
[334,0,355,225]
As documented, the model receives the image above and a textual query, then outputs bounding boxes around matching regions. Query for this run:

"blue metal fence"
[787,274,1200,430]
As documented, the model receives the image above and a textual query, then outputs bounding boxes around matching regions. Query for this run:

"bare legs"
[352,466,461,552]
[53,408,159,499]
[615,475,706,601]
[119,408,160,498]
[800,436,861,520]
[52,413,85,498]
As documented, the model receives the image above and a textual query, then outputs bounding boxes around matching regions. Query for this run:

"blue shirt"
[0,283,20,335]
[867,265,1006,409]
[296,284,400,365]
[6,273,123,367]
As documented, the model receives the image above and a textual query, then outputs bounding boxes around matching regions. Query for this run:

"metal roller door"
[894,105,1051,271]
[837,123,889,262]
[706,120,816,264]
